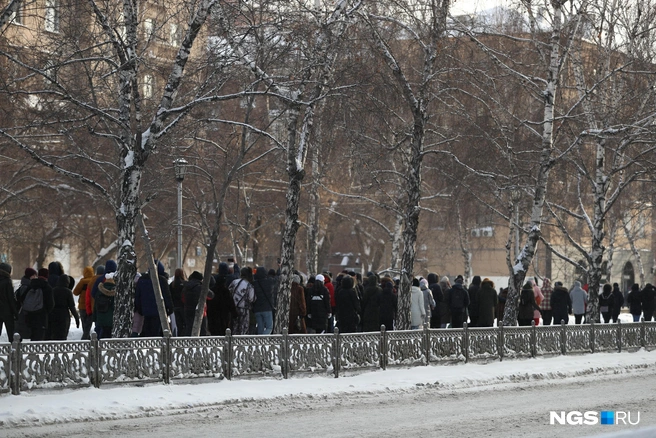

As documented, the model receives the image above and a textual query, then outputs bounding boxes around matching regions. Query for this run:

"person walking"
[598,283,614,323]
[252,266,276,334]
[94,277,116,339]
[23,268,55,341]
[627,283,643,322]
[570,281,588,324]
[305,274,331,334]
[476,278,498,327]
[467,276,481,327]
[518,282,540,326]
[169,269,187,336]
[49,274,80,340]
[207,263,237,336]
[438,276,452,328]
[0,263,18,339]
[447,276,469,329]
[641,283,655,322]
[410,278,426,330]
[611,283,624,323]
[420,279,435,326]
[335,275,361,334]
[426,273,443,328]
[288,274,307,334]
[551,281,572,325]
[73,266,95,340]
[135,261,174,337]
[540,279,553,325]
[531,279,544,326]
[230,267,256,335]
[379,276,397,331]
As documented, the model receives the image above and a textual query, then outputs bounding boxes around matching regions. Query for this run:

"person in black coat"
[252,266,276,334]
[426,273,443,328]
[207,263,237,336]
[135,261,174,337]
[641,284,655,322]
[169,269,187,336]
[24,268,55,341]
[49,274,80,340]
[467,276,481,327]
[551,282,572,325]
[183,271,214,336]
[517,282,540,326]
[611,283,624,323]
[0,263,18,339]
[379,277,397,331]
[598,283,614,324]
[361,275,382,332]
[627,283,642,322]
[447,277,470,328]
[306,274,331,333]
[336,275,361,333]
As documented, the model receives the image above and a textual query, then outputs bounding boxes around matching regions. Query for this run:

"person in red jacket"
[323,272,335,332]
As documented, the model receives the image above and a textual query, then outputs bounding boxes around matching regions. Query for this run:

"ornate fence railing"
[3,320,656,395]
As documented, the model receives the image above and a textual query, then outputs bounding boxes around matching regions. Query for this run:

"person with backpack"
[0,263,18,340]
[94,276,116,339]
[14,267,37,339]
[23,268,55,341]
[49,274,80,340]
[229,267,256,335]
[447,276,470,328]
[306,274,331,334]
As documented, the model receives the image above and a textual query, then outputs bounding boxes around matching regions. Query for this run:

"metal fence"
[2,320,656,395]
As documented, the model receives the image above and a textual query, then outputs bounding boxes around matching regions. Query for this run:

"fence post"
[641,317,646,348]
[463,323,469,363]
[10,333,21,395]
[379,325,387,370]
[162,329,171,384]
[223,329,232,380]
[530,320,537,358]
[498,323,504,362]
[333,327,340,378]
[423,323,431,365]
[590,321,595,354]
[90,332,100,388]
[617,319,622,353]
[282,328,289,379]
[560,320,567,355]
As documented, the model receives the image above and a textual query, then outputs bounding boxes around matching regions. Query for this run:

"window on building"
[169,23,180,46]
[9,5,23,24]
[144,18,155,39]
[45,0,60,33]
[143,74,153,98]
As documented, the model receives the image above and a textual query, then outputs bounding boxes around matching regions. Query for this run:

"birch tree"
[0,0,231,336]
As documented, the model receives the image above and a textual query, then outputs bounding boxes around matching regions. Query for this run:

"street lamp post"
[174,158,188,269]
[510,189,522,259]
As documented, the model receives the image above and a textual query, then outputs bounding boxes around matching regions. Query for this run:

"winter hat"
[95,265,105,275]
[412,278,420,287]
[315,274,325,283]
[427,273,438,284]
[523,282,533,290]
[268,269,276,276]
[554,281,563,288]
[455,275,464,284]
[419,279,428,289]
[189,271,203,281]
[0,263,11,275]
[341,275,354,289]
[24,267,37,278]
[38,268,49,279]
[291,274,301,284]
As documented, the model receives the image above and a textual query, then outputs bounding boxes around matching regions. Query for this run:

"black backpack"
[95,293,112,313]
[22,287,44,312]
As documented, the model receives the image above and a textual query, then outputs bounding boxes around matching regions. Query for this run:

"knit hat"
[0,262,11,275]
[455,275,464,284]
[419,279,428,289]
[38,268,49,279]
[25,267,37,278]
[291,274,301,284]
[315,274,325,283]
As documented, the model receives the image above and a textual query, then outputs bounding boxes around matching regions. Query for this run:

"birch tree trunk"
[502,2,565,326]
[306,143,320,275]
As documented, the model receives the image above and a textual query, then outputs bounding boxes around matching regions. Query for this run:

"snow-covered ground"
[2,310,654,437]
[1,348,656,437]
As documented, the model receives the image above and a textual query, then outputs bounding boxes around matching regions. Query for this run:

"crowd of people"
[3,258,656,340]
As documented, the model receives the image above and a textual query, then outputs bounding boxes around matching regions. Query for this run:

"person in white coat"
[410,278,426,329]
[570,281,588,324]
